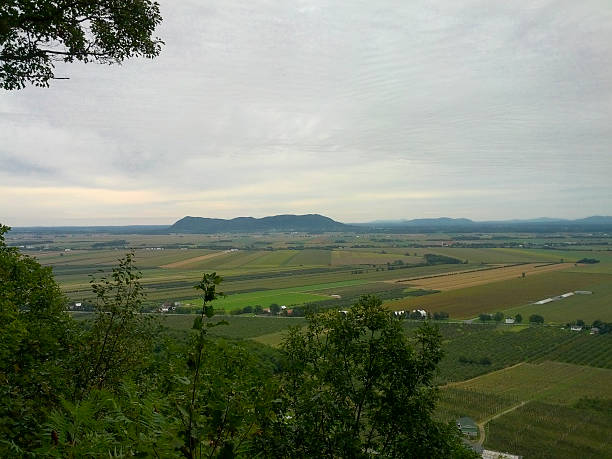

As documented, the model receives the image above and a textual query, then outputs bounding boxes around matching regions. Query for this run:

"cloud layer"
[1,0,611,225]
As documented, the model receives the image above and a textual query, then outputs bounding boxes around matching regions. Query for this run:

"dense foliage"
[255,297,475,458]
[0,0,163,89]
[0,226,475,457]
[423,254,464,265]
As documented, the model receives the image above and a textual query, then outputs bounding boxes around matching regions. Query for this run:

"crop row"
[534,333,612,369]
[485,400,612,458]
[435,326,578,383]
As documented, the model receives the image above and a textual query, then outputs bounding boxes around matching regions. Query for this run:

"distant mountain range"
[10,215,612,234]
[361,216,612,232]
[169,214,352,233]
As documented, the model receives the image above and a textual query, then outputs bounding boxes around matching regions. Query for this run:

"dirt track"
[395,263,570,291]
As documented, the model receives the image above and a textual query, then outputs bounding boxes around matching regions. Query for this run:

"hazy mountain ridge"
[169,214,351,233]
[363,216,612,233]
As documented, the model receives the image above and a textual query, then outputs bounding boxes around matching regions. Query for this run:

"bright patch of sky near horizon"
[1,0,612,225]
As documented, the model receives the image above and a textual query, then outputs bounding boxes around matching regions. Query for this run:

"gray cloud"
[1,0,611,225]
[0,152,56,176]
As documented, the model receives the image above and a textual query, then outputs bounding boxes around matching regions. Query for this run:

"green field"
[451,361,612,403]
[438,361,612,458]
[485,400,612,458]
[436,387,521,424]
[206,289,328,312]
[533,333,612,369]
[505,280,612,323]
[431,325,579,383]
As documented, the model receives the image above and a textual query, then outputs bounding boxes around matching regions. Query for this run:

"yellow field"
[160,251,225,269]
[395,263,570,291]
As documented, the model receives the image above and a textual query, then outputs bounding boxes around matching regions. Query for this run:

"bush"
[529,314,544,324]
[577,258,600,264]
[424,253,463,265]
[434,311,450,320]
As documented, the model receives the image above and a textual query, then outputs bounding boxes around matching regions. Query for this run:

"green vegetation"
[577,258,600,264]
[1,0,163,90]
[6,229,612,456]
[438,362,612,458]
[486,400,612,459]
[533,333,612,369]
[431,326,578,383]
[436,388,520,423]
[0,228,475,457]
[258,296,477,458]
[424,253,464,265]
[162,314,307,340]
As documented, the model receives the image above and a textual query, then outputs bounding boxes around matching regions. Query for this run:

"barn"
[456,417,478,437]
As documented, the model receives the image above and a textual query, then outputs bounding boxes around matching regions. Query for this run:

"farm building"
[534,298,554,305]
[570,325,583,331]
[591,327,600,335]
[505,318,515,324]
[575,290,593,295]
[456,417,478,437]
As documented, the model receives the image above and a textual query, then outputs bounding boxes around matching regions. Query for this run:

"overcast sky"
[1,0,611,226]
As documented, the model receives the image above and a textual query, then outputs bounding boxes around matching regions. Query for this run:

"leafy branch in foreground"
[75,251,158,399]
[180,273,224,458]
[1,0,164,89]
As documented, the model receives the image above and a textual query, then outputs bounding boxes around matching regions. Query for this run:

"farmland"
[8,228,612,457]
[533,333,612,369]
[8,230,612,325]
[486,400,612,459]
[437,362,612,458]
[386,271,612,319]
[432,326,581,383]
[395,262,571,291]
[505,280,612,323]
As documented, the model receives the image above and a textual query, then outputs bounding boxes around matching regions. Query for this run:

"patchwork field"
[386,271,612,319]
[394,262,571,291]
[160,250,229,268]
[504,280,612,323]
[438,362,612,458]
